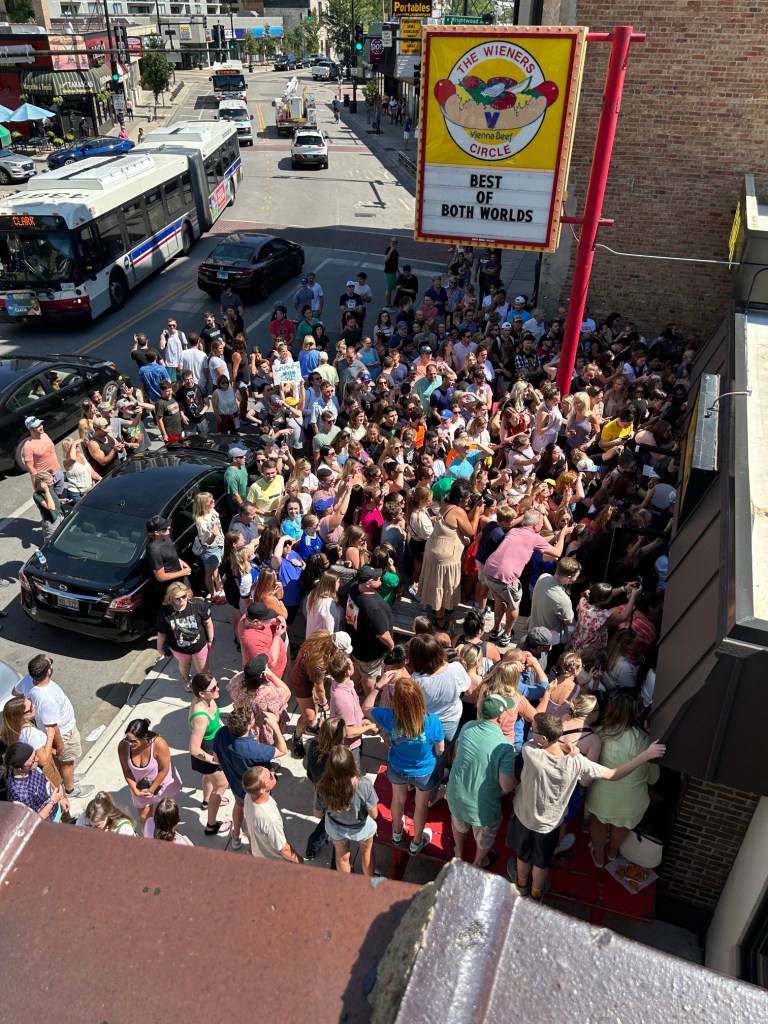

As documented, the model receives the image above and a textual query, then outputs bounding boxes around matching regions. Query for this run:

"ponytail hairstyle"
[565,694,598,720]
[153,798,181,842]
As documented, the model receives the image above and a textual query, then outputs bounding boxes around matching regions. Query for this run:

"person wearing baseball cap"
[339,281,364,333]
[446,691,518,869]
[239,603,287,677]
[225,446,249,513]
[22,415,65,495]
[146,515,190,592]
[346,565,395,690]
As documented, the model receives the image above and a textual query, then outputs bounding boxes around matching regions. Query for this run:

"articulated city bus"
[0,121,241,321]
[210,61,247,102]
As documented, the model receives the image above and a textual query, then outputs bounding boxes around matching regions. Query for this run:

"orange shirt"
[22,433,61,475]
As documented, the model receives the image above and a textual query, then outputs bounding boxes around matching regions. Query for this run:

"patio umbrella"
[0,103,14,120]
[9,102,56,122]
[0,125,10,145]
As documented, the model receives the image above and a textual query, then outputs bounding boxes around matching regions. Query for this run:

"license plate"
[57,595,79,611]
[217,271,229,280]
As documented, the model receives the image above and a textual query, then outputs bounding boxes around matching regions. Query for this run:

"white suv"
[217,99,253,146]
[290,128,328,170]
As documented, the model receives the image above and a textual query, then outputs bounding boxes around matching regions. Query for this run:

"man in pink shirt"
[484,510,572,647]
[22,417,64,494]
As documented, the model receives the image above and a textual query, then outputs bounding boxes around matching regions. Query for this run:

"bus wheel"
[180,222,194,256]
[228,181,237,207]
[109,270,127,312]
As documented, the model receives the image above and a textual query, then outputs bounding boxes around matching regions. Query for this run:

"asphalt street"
[0,68,471,746]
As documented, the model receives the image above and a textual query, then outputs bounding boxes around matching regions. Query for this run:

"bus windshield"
[212,74,245,91]
[0,228,79,288]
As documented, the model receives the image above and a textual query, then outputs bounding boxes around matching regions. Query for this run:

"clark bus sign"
[415,25,587,252]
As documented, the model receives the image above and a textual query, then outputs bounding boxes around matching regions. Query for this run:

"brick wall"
[537,0,768,338]
[658,777,759,909]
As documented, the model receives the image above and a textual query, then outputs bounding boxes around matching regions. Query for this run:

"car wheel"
[180,222,194,256]
[109,270,128,312]
[103,380,119,406]
[14,436,28,473]
[257,276,270,301]
[322,160,329,169]
[291,159,298,169]
[293,254,303,276]
[0,168,9,185]
[64,158,77,165]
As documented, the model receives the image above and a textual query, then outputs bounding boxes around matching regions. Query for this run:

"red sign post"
[555,26,645,395]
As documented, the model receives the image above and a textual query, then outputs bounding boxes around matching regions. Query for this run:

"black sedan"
[20,436,261,641]
[197,232,304,301]
[0,355,120,473]
[273,54,298,71]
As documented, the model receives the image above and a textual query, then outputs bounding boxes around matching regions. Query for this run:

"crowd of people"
[7,239,686,898]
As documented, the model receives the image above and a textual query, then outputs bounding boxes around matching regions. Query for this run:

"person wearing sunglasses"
[188,672,230,836]
[158,319,187,382]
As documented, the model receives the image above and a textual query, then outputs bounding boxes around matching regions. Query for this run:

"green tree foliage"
[320,0,380,66]
[243,30,278,63]
[8,0,36,22]
[141,36,172,109]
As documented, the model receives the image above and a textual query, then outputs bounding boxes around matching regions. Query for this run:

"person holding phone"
[4,742,69,821]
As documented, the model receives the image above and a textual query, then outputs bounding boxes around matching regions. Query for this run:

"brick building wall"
[658,777,759,910]
[536,0,768,338]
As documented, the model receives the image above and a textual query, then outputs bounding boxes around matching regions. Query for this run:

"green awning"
[21,66,111,97]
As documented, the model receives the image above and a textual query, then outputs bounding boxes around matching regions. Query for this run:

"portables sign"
[415,25,587,252]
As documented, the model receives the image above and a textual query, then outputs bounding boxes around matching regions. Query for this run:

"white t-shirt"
[15,676,76,734]
[244,795,287,859]
[180,347,208,389]
[412,662,472,726]
[20,723,48,750]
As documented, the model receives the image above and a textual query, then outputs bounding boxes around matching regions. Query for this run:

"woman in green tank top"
[188,672,230,836]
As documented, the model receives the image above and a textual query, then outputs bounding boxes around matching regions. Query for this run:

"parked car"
[0,355,120,473]
[273,53,298,71]
[47,135,135,170]
[312,60,341,81]
[0,659,21,712]
[197,232,304,300]
[0,148,36,185]
[291,129,329,170]
[19,436,262,641]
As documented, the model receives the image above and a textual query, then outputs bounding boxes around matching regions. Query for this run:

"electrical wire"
[594,243,736,266]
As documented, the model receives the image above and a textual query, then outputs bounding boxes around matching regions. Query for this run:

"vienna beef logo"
[433,40,558,161]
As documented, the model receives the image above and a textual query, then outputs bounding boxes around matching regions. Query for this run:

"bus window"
[221,145,231,172]
[182,171,193,208]
[95,211,125,264]
[164,177,182,217]
[146,188,165,235]
[123,199,148,247]
[228,137,239,165]
[204,156,217,193]
[76,223,104,273]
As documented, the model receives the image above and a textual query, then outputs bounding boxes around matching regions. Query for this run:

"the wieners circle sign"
[415,25,587,252]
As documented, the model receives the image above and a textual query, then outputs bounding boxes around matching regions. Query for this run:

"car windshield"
[0,227,78,288]
[208,243,253,262]
[47,507,146,567]
[218,108,247,121]
[296,136,323,147]
[0,149,18,159]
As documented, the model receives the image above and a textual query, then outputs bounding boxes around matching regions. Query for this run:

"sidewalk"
[72,600,434,878]
[336,95,539,299]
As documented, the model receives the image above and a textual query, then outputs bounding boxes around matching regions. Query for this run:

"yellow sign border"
[414,24,587,253]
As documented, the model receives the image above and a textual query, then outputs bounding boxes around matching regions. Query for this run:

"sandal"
[204,820,232,836]
[201,797,229,810]
[479,849,499,870]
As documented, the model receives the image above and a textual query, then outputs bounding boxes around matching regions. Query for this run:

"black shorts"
[407,537,427,561]
[190,754,223,776]
[506,814,560,869]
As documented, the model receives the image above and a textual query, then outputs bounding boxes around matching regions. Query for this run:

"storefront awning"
[21,66,113,97]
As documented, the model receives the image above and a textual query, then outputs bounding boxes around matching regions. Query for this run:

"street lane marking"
[246,255,333,335]
[0,497,34,536]
[255,103,266,142]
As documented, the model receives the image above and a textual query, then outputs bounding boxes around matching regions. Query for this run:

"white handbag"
[620,828,664,869]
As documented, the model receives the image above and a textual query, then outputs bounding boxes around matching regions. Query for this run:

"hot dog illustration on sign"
[433,40,559,161]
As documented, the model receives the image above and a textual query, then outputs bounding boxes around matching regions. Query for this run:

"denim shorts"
[387,763,439,791]
[200,545,224,567]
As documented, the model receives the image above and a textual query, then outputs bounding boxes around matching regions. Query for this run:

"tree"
[320,0,380,66]
[244,29,278,64]
[141,36,172,117]
[8,0,36,23]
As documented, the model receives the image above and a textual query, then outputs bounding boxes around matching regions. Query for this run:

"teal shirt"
[446,720,515,826]
[414,374,442,412]
[224,465,248,512]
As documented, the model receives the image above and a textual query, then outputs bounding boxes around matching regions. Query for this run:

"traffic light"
[203,15,208,27]
[305,11,312,20]
[354,24,363,51]
[110,59,120,83]
[481,11,494,22]
[229,38,237,53]
[413,62,421,88]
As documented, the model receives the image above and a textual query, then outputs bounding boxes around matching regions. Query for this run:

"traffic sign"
[381,29,393,46]
[401,19,422,37]
[370,37,385,62]
[444,15,485,23]
[401,39,421,54]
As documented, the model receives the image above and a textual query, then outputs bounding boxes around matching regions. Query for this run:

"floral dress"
[570,597,612,651]
[227,675,289,744]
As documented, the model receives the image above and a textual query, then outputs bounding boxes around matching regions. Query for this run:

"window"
[164,177,182,217]
[8,375,49,411]
[221,143,231,171]
[123,199,148,247]
[112,2,123,11]
[204,155,217,193]
[77,223,106,273]
[95,211,125,263]
[181,170,193,208]
[271,239,289,254]
[145,188,165,235]
[228,137,239,165]
[44,366,83,391]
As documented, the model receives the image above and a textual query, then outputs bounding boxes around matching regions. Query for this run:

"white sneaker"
[554,833,576,856]
[231,834,243,851]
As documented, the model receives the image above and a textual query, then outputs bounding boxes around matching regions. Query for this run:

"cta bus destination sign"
[415,26,587,252]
